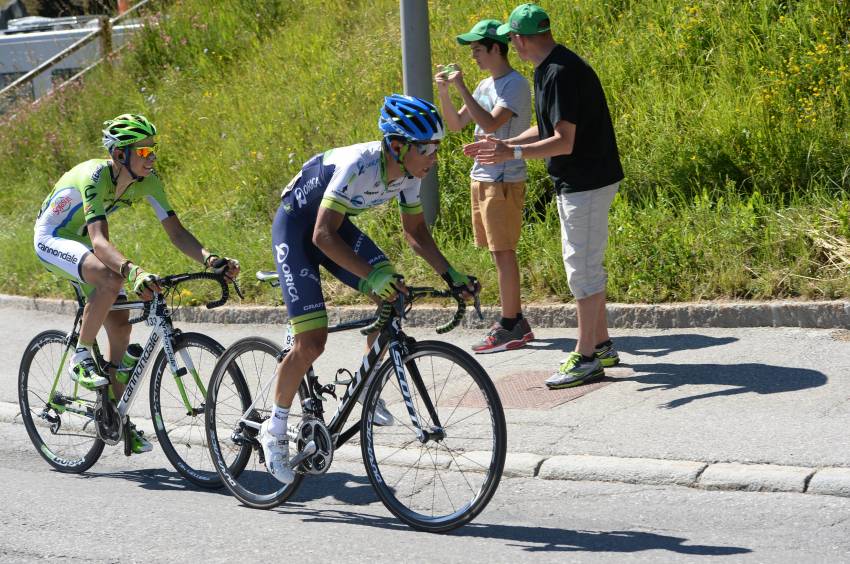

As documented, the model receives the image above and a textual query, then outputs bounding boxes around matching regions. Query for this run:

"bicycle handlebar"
[358,286,483,336]
[126,268,243,324]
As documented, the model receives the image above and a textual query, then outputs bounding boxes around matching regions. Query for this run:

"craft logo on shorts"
[51,195,73,215]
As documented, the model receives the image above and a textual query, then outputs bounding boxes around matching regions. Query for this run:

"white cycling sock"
[268,404,289,436]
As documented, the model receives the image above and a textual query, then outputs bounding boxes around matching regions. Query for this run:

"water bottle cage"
[334,368,353,386]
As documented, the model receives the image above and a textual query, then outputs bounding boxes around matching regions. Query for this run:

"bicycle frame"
[46,287,208,423]
[235,314,433,452]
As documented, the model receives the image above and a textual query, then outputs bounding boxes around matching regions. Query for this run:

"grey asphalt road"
[1,424,849,563]
[3,306,850,562]
[2,307,850,467]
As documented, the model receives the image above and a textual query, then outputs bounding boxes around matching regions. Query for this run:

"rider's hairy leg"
[274,327,328,408]
[491,249,521,319]
[78,254,124,346]
[102,307,131,397]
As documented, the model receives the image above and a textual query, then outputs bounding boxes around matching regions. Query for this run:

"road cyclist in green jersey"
[264,94,480,484]
[33,113,240,454]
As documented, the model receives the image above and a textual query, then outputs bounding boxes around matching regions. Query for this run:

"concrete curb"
[698,462,814,493]
[3,293,850,329]
[2,403,847,498]
[538,454,706,486]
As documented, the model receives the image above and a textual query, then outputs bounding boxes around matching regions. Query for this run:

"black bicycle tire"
[205,336,305,509]
[149,331,225,489]
[18,330,105,473]
[361,340,507,533]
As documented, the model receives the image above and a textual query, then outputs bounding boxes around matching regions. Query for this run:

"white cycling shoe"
[258,419,295,485]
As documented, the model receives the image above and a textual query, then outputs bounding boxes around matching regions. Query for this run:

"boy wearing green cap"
[465,4,624,388]
[435,18,533,354]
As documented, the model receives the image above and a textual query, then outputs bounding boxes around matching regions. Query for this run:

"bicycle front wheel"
[150,331,224,488]
[361,340,506,532]
[205,336,306,509]
[18,330,104,473]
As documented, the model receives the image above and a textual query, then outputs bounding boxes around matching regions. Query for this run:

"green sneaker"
[545,352,604,389]
[68,351,109,390]
[130,426,153,454]
[594,341,620,368]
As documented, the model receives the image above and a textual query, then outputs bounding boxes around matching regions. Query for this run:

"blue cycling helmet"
[379,94,445,142]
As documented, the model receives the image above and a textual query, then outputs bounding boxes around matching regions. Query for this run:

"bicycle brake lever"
[231,278,244,299]
[393,292,407,319]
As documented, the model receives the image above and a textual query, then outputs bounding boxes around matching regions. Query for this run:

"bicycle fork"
[387,341,445,444]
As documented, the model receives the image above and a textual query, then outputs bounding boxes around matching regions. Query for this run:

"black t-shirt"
[533,44,624,193]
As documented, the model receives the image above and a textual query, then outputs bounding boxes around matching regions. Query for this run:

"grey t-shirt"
[470,69,531,183]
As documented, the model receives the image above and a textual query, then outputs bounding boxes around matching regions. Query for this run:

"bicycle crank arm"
[288,440,317,470]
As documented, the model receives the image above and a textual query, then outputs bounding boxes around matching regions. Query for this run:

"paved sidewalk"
[3,304,850,499]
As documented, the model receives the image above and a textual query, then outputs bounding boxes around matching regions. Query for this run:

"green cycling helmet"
[102,113,157,153]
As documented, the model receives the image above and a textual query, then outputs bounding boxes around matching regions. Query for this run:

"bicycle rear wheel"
[18,330,104,473]
[361,340,506,532]
[150,332,224,488]
[205,336,305,509]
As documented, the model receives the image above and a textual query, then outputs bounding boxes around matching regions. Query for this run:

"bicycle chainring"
[296,417,333,475]
[94,393,123,445]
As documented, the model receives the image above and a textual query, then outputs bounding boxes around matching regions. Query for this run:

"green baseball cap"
[456,19,509,45]
[497,3,551,36]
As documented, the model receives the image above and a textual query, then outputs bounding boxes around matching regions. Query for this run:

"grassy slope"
[1,0,849,305]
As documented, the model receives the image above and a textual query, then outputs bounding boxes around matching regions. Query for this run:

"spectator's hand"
[466,135,512,165]
[446,64,464,86]
[434,66,450,90]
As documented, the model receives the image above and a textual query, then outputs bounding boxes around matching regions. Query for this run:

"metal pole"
[400,0,438,225]
[99,16,113,65]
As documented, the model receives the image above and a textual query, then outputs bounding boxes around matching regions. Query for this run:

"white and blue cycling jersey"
[273,141,423,335]
[280,141,423,218]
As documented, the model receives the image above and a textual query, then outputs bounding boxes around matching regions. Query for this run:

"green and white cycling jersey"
[35,159,175,243]
[280,141,423,218]
[34,159,175,292]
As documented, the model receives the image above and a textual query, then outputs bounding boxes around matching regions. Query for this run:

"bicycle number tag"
[284,323,294,349]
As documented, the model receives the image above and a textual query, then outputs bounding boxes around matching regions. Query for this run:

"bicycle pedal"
[289,440,317,469]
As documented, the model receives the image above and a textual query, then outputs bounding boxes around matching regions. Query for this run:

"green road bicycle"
[18,269,241,488]
[205,272,507,532]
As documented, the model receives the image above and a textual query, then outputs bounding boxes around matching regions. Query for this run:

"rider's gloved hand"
[441,265,479,298]
[128,265,160,299]
[365,263,404,300]
[205,254,240,280]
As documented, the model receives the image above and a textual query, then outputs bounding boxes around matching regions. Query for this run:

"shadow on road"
[75,466,234,495]
[270,506,751,555]
[529,334,738,357]
[622,362,827,408]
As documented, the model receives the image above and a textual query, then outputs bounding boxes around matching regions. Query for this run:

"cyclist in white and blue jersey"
[261,94,480,484]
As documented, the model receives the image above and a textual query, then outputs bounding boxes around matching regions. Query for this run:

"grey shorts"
[556,182,619,299]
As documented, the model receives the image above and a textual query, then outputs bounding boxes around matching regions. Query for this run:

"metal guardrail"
[0,0,155,103]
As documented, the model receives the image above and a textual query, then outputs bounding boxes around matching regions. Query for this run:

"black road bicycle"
[205,272,507,532]
[18,269,240,488]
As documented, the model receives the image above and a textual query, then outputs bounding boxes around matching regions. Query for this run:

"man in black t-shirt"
[465,3,624,389]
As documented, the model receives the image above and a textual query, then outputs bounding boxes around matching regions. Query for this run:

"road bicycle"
[18,268,240,488]
[205,272,507,532]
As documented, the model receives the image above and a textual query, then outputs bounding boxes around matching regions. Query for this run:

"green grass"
[1,0,849,305]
